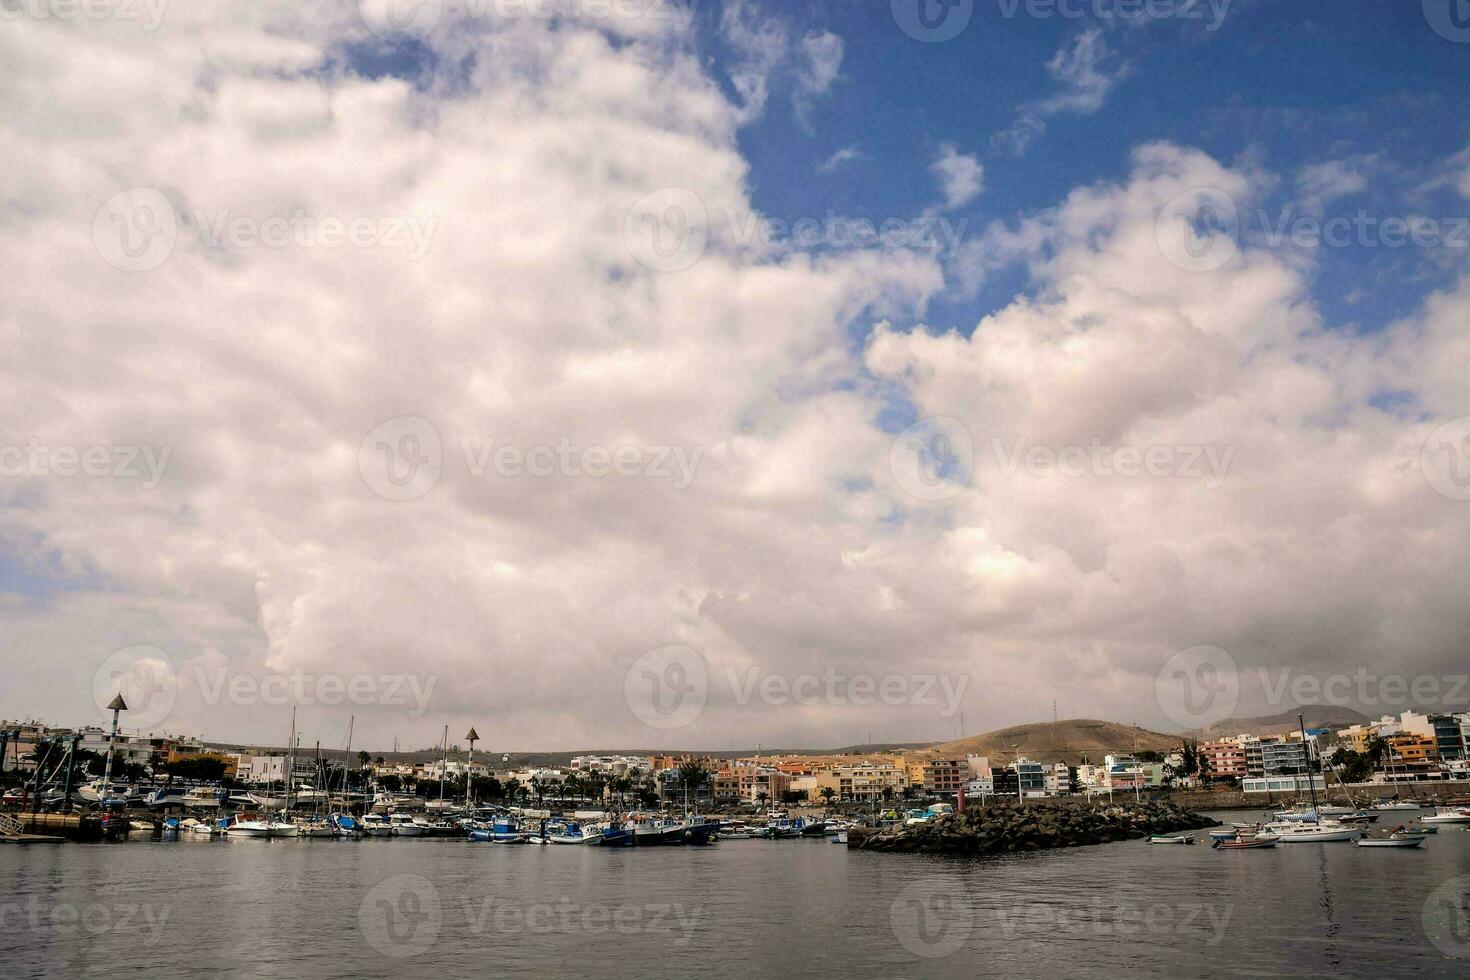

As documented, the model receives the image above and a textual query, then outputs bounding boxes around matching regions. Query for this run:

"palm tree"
[756,790,769,813]
[818,786,837,810]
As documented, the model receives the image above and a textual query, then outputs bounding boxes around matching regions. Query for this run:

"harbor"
[6,802,1470,978]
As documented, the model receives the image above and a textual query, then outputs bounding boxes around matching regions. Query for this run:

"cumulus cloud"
[929,144,984,212]
[2,11,1468,752]
[720,3,843,127]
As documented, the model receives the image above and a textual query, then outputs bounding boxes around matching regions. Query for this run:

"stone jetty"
[855,799,1217,855]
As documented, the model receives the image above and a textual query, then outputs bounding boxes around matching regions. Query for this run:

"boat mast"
[285,706,297,814]
[342,715,354,797]
[438,725,448,803]
[1298,714,1319,814]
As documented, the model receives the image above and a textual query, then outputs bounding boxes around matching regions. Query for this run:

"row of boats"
[1146,803,1470,849]
[118,810,859,845]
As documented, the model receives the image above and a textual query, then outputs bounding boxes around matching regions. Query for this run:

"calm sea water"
[4,810,1470,978]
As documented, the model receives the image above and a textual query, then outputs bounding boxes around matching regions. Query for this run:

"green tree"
[676,761,712,802]
[818,786,837,808]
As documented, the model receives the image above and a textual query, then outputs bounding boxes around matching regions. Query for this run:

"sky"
[2,0,1469,753]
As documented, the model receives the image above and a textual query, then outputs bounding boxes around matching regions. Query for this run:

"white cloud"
[929,144,984,212]
[1295,155,1375,215]
[720,4,843,127]
[995,28,1130,156]
[815,145,864,176]
[2,13,1468,753]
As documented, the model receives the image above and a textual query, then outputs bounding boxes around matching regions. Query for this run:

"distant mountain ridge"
[916,719,1180,766]
[1186,706,1372,740]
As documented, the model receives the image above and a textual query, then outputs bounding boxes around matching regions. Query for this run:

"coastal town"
[5,708,1469,819]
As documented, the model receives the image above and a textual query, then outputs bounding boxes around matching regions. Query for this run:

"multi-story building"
[991,768,1019,798]
[1200,741,1248,781]
[922,758,966,797]
[1430,714,1468,761]
[1257,738,1309,775]
[243,755,316,786]
[1011,758,1046,795]
[963,775,994,799]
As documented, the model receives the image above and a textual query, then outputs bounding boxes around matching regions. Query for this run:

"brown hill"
[1187,706,1372,741]
[917,719,1181,765]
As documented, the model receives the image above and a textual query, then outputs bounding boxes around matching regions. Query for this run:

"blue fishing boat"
[681,818,717,846]
[490,816,525,843]
[600,821,636,847]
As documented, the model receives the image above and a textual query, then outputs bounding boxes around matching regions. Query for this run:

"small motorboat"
[1146,834,1195,844]
[388,813,426,837]
[1371,801,1420,811]
[1421,807,1470,825]
[833,830,848,844]
[1356,834,1424,848]
[1212,834,1279,849]
[1207,828,1241,841]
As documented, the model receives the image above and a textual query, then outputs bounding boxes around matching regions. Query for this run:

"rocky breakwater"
[857,800,1217,855]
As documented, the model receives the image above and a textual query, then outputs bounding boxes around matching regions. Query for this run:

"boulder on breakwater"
[856,799,1217,855]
